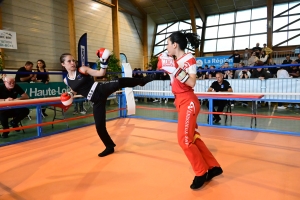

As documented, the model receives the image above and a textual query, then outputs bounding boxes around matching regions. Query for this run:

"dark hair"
[36,59,46,69]
[60,53,72,63]
[169,31,200,50]
[25,61,33,66]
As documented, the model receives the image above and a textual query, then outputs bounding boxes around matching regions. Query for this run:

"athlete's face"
[61,55,76,71]
[166,38,175,56]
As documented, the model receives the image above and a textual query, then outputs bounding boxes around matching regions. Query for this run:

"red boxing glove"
[157,52,176,74]
[96,48,111,69]
[60,92,74,106]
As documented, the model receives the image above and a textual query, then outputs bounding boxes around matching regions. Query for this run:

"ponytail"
[184,33,200,49]
[169,31,200,50]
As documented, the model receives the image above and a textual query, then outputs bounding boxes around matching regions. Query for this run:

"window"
[219,12,234,24]
[235,22,250,36]
[204,40,217,52]
[155,34,166,45]
[153,19,202,56]
[289,15,300,30]
[204,7,268,52]
[207,15,219,26]
[251,7,267,20]
[179,21,191,31]
[157,24,167,33]
[167,22,179,32]
[250,34,267,47]
[273,32,287,46]
[250,20,267,34]
[217,38,232,51]
[205,27,218,39]
[273,17,288,31]
[236,10,251,22]
[274,3,288,16]
[196,18,203,27]
[289,2,300,15]
[289,30,300,44]
[234,36,250,50]
[273,2,300,46]
[218,24,234,38]
[153,46,165,56]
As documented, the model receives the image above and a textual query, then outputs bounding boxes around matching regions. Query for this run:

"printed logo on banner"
[195,56,233,68]
[81,45,85,66]
[0,30,18,49]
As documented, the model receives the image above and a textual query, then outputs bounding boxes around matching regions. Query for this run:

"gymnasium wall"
[1,0,146,72]
[119,13,143,70]
[147,16,156,64]
[74,0,113,65]
[1,0,70,71]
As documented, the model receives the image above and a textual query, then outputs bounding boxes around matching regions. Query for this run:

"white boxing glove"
[60,92,74,106]
[96,48,111,69]
[173,67,190,83]
[157,52,176,74]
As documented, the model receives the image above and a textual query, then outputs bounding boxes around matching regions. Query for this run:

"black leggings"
[0,108,30,132]
[92,77,148,148]
[206,100,227,120]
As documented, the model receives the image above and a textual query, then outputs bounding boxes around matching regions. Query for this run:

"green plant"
[148,56,158,70]
[97,52,122,80]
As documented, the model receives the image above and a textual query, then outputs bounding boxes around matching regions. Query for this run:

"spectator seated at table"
[206,72,233,123]
[0,76,30,138]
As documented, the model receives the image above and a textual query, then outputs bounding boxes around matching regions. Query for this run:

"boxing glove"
[96,48,111,69]
[173,67,190,83]
[157,52,176,74]
[60,92,74,106]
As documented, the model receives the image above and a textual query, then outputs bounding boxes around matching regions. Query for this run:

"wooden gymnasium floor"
[0,118,300,200]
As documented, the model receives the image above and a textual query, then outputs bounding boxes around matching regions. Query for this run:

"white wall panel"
[74,0,113,63]
[1,0,70,70]
[119,13,143,70]
[147,16,156,59]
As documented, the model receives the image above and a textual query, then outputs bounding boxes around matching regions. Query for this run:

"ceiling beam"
[192,0,205,22]
[188,0,200,57]
[128,0,147,17]
[267,0,273,47]
[93,0,143,19]
[68,0,76,58]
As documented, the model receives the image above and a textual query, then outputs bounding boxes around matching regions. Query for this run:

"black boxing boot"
[206,167,223,181]
[118,75,155,88]
[190,172,207,190]
[1,127,9,138]
[139,74,155,86]
[98,147,115,157]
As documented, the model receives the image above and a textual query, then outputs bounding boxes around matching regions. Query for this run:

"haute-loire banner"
[0,30,17,49]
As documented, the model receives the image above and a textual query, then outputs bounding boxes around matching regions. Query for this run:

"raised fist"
[96,48,111,69]
[157,52,176,74]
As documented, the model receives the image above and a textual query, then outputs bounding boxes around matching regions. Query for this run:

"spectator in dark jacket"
[251,68,271,80]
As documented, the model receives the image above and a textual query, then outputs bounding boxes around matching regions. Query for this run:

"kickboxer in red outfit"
[157,31,223,190]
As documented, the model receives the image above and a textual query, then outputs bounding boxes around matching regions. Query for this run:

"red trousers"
[175,92,220,176]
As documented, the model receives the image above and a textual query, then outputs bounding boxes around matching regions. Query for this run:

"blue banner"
[78,33,88,67]
[195,55,233,68]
